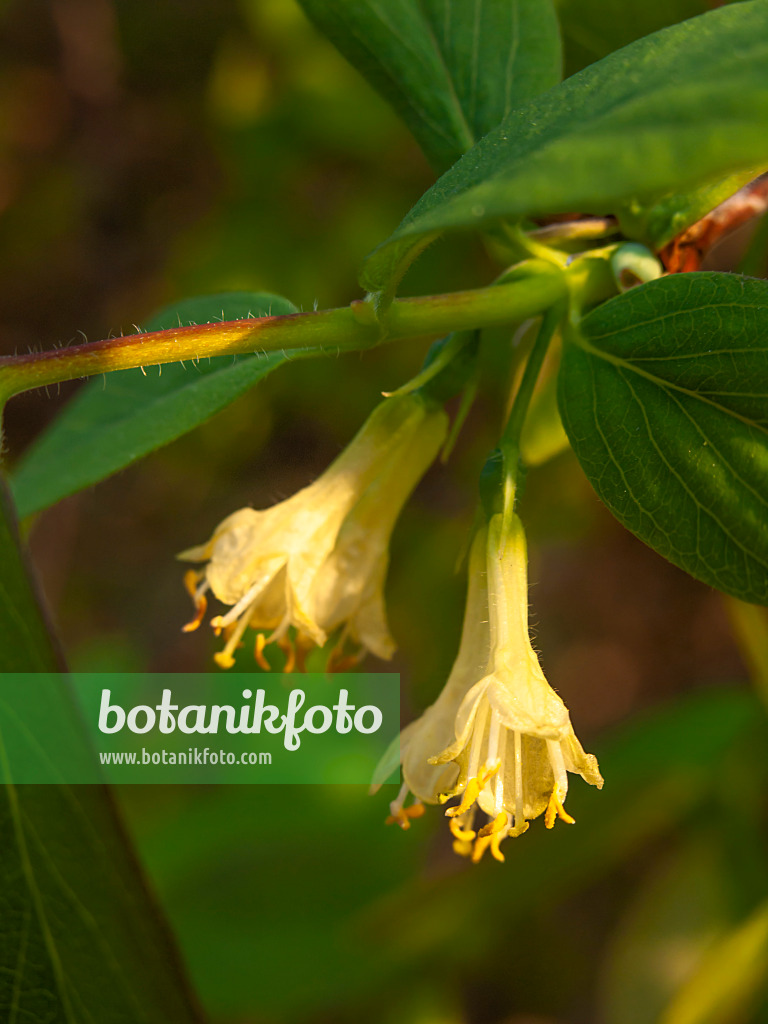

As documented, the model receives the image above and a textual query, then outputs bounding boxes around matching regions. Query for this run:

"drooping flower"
[179,393,447,669]
[384,511,603,862]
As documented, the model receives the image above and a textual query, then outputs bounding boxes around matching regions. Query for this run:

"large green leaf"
[11,292,298,519]
[558,272,768,605]
[0,483,63,673]
[0,481,204,1022]
[361,2,768,295]
[297,0,561,172]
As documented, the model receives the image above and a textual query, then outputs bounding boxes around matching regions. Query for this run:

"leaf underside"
[0,482,203,1022]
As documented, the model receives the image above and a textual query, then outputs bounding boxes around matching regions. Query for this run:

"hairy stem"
[0,268,573,403]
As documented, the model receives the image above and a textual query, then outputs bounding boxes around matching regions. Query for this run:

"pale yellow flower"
[385,512,603,862]
[179,393,447,669]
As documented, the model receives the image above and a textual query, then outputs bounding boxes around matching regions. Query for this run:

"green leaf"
[297,0,561,172]
[0,482,63,672]
[10,292,298,519]
[619,166,765,252]
[361,2,768,295]
[0,481,204,1023]
[558,272,768,605]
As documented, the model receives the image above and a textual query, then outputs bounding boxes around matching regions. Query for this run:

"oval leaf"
[558,272,768,605]
[0,481,204,1023]
[361,2,768,295]
[10,292,298,519]
[297,0,561,173]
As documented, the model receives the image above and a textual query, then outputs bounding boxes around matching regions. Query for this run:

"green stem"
[498,302,564,530]
[500,303,563,458]
[0,267,574,403]
[498,304,563,519]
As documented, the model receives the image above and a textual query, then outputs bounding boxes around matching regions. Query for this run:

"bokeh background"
[2,1,768,1022]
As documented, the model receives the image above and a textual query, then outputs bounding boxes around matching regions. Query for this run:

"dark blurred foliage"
[1,2,767,1023]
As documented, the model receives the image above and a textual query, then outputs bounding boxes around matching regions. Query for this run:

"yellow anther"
[385,802,425,830]
[255,633,271,671]
[446,777,480,818]
[213,650,236,669]
[182,593,207,633]
[490,832,506,862]
[477,811,508,839]
[470,813,510,863]
[545,784,576,829]
[446,762,499,818]
[452,839,473,858]
[478,761,500,788]
[210,615,225,637]
[437,778,464,804]
[183,569,203,599]
[448,817,477,842]
[471,834,492,863]
[278,636,296,674]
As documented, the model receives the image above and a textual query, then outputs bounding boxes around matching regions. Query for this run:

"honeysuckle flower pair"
[384,512,603,863]
[179,393,448,669]
[180,384,602,862]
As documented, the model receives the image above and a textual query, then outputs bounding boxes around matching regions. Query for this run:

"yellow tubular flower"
[383,527,491,834]
[178,394,448,669]
[386,512,603,863]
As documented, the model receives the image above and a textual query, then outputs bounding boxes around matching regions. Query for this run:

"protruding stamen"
[486,710,502,768]
[278,635,296,673]
[473,811,509,863]
[493,731,506,817]
[546,739,569,800]
[545,783,575,829]
[182,570,209,633]
[448,816,477,843]
[386,801,425,830]
[387,781,408,819]
[255,633,271,671]
[182,595,208,633]
[467,703,489,782]
[513,730,525,832]
[183,569,203,599]
[471,835,491,863]
[446,761,499,818]
[452,839,474,858]
[213,600,256,669]
[214,578,269,630]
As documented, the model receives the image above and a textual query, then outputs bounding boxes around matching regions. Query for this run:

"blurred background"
[1,1,768,1022]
